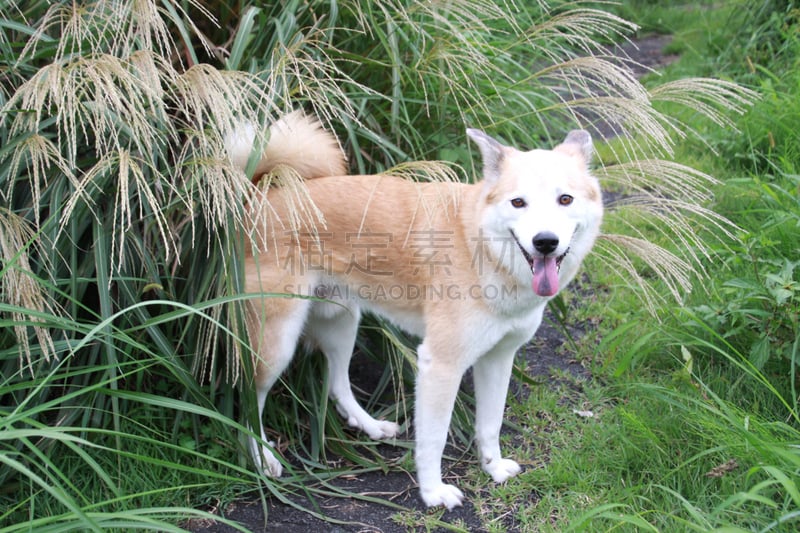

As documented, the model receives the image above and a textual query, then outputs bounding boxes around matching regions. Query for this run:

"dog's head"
[467,128,603,297]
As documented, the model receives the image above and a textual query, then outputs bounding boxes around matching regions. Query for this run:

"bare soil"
[188,33,676,533]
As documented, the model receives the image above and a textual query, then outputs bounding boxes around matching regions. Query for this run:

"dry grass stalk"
[0,208,58,370]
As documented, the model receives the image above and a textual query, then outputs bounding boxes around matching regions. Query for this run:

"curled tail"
[226,111,347,181]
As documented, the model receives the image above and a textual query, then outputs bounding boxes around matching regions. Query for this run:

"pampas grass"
[0,208,58,369]
[0,0,754,415]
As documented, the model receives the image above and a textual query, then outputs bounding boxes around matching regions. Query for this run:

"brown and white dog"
[227,113,602,509]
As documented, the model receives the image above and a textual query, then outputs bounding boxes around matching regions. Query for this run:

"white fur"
[236,115,603,510]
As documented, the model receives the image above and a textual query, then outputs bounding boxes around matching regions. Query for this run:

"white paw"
[366,419,401,440]
[484,457,521,483]
[347,416,400,440]
[420,482,464,510]
[249,439,283,477]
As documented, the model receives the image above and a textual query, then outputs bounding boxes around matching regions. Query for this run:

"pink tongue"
[532,256,559,297]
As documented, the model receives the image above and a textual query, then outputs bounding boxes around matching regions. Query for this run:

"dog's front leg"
[473,342,523,483]
[414,342,466,510]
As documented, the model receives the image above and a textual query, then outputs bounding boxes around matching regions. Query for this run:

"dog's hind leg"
[246,296,311,477]
[306,301,400,440]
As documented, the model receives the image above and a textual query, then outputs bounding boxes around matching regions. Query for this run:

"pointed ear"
[555,130,593,165]
[466,128,507,183]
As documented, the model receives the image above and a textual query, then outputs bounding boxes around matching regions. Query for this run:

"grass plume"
[0,208,58,370]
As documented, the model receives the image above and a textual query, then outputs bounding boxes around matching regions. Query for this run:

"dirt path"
[188,34,676,533]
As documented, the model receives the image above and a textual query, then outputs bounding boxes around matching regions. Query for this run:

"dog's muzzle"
[509,229,569,297]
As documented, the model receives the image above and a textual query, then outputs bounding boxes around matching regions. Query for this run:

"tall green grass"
[0,0,759,529]
[562,1,800,530]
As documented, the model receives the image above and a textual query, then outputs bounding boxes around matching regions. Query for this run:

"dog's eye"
[558,194,574,206]
[510,198,527,208]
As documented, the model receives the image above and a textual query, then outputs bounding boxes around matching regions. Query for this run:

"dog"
[226,112,603,509]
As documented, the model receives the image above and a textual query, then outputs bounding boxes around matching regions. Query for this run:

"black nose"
[532,232,559,255]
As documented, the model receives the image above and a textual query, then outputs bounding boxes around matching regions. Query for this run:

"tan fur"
[229,114,603,510]
[226,111,346,183]
[259,111,347,179]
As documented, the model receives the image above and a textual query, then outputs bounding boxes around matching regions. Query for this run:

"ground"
[187,34,674,533]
